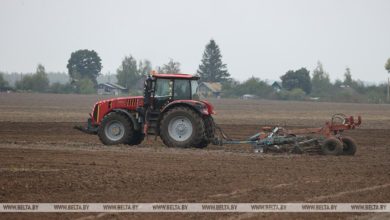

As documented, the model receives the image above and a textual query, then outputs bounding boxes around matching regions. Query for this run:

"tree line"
[222,62,389,103]
[0,40,389,104]
[0,39,231,94]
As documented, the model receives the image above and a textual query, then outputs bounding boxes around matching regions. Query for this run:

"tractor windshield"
[154,77,200,101]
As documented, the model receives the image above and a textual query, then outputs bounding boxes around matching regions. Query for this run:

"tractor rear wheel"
[197,115,216,148]
[98,112,135,145]
[341,136,357,155]
[321,138,343,156]
[160,107,205,148]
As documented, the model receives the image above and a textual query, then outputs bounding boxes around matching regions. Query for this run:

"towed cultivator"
[215,114,362,156]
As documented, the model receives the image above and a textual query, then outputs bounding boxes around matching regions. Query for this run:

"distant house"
[97,82,128,95]
[241,94,256,100]
[199,82,222,98]
[271,81,282,92]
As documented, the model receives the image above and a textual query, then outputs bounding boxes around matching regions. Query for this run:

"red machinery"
[75,73,216,148]
[215,114,362,156]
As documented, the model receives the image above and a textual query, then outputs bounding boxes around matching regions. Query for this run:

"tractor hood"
[91,96,143,124]
[95,96,143,106]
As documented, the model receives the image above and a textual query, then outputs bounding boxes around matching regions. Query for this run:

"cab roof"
[153,74,199,79]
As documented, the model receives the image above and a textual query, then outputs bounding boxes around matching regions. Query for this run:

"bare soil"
[0,93,389,219]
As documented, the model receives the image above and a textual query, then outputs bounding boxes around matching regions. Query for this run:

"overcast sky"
[1,0,389,83]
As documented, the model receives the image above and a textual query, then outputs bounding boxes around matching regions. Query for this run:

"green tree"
[33,64,50,92]
[344,67,353,87]
[311,61,331,97]
[158,59,181,74]
[15,64,49,92]
[385,58,390,73]
[0,73,9,90]
[116,55,139,89]
[277,88,307,100]
[238,77,274,98]
[334,79,343,87]
[221,77,274,99]
[116,56,152,89]
[385,58,390,102]
[197,39,230,82]
[78,78,95,94]
[280,68,311,94]
[50,82,73,94]
[15,75,31,91]
[138,59,153,76]
[221,79,240,98]
[67,49,102,85]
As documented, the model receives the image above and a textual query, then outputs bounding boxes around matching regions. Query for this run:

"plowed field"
[0,93,389,219]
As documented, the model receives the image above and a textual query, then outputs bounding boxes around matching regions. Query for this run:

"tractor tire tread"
[97,112,135,145]
[197,115,216,148]
[160,106,205,148]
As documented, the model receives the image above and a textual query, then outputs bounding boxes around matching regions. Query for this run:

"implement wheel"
[341,136,357,155]
[321,138,343,156]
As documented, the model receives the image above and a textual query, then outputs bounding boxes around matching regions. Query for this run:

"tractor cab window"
[174,79,191,100]
[191,80,200,100]
[155,78,172,97]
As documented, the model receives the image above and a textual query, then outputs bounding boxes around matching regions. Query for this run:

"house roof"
[99,82,127,90]
[200,82,222,93]
[107,82,127,90]
[271,81,282,89]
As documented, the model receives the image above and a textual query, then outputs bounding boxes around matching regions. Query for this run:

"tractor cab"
[145,74,201,111]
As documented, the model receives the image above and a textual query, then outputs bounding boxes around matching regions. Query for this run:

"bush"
[78,79,95,94]
[15,65,49,92]
[277,88,307,100]
[221,77,275,99]
[0,73,9,90]
[50,82,73,94]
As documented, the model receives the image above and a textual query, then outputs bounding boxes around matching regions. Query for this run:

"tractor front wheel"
[98,112,135,145]
[160,107,205,148]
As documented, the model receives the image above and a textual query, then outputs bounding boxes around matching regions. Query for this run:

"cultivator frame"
[214,114,362,156]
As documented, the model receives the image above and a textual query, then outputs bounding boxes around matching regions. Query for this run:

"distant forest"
[2,72,116,86]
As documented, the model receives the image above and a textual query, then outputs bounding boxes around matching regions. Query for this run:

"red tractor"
[76,73,216,148]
